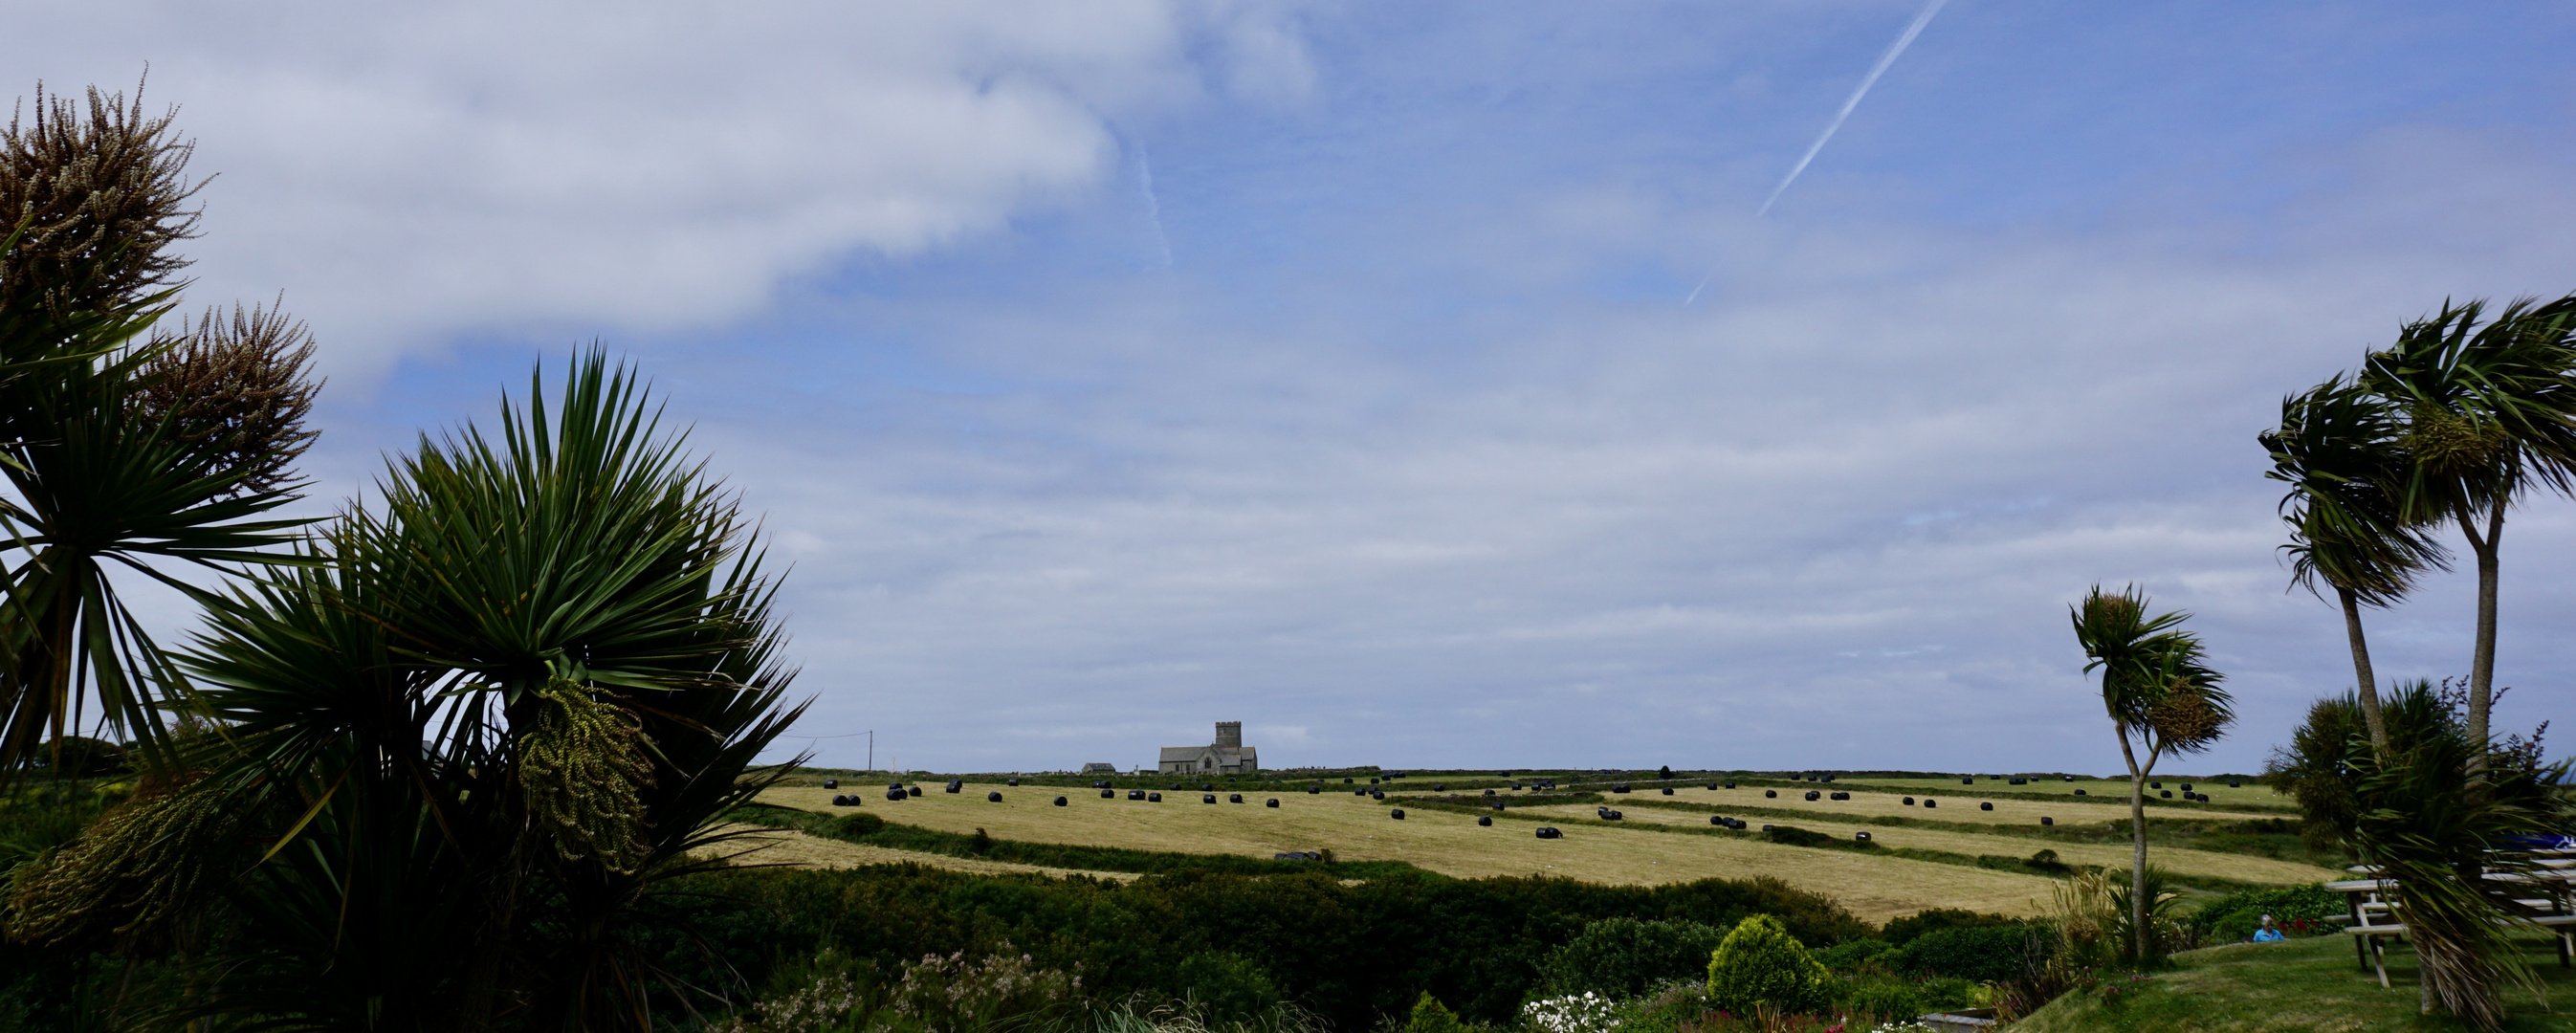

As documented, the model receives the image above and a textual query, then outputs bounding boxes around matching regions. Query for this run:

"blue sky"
[15,1,2576,773]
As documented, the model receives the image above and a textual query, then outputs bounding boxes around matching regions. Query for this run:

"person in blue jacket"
[2251,914,2285,943]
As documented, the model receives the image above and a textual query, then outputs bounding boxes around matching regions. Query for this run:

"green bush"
[2184,883,2343,943]
[1609,980,1710,1033]
[1839,977,1923,1021]
[1706,914,1833,1017]
[1886,925,2043,982]
[1404,992,1468,1033]
[1812,938,1894,973]
[1536,917,1728,999]
[1178,951,1281,1025]
[1882,908,2017,946]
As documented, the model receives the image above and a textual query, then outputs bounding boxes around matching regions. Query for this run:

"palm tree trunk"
[2118,728,2151,963]
[2339,584,2389,755]
[2455,495,2505,760]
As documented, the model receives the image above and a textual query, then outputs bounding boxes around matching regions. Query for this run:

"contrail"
[1755,0,1948,218]
[1685,0,1948,307]
[1138,145,1174,268]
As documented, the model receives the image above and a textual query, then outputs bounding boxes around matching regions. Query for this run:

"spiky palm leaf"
[2348,680,2576,1030]
[2072,584,2233,963]
[157,349,804,1031]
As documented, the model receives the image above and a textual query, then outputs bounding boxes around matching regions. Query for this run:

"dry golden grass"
[1827,776,2290,811]
[1632,783,2284,827]
[700,823,1137,882]
[1518,804,2342,886]
[756,784,2059,923]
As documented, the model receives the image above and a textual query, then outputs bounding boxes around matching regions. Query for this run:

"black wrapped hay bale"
[824,779,839,789]
[946,780,963,793]
[1764,789,1777,799]
[1228,794,1244,803]
[1612,783,1630,793]
[1661,787,1674,796]
[1308,785,1321,794]
[1923,799,1937,808]
[1904,797,1915,805]
[1129,789,1146,800]
[1354,787,1367,796]
[1202,795,1218,804]
[1709,815,1726,825]
[2149,780,2162,789]
[1489,799,1504,810]
[1803,790,1820,802]
[1829,792,1849,801]
[830,794,849,806]
[1266,799,1279,807]
[1854,831,1872,842]
[1979,802,1993,810]
[2008,777,2026,785]
[1432,784,1444,791]
[1706,782,1719,790]
[1484,788,1496,796]
[1478,815,1492,826]
[1202,783,1214,792]
[2229,779,2241,788]
[1054,796,1068,806]
[2075,788,2088,796]
[2159,790,2172,798]
[908,786,923,798]
[1534,826,1561,839]
[2179,782,2193,791]
[2064,775,2076,781]
[1148,792,1162,802]
[988,791,1003,802]
[1101,789,1115,799]
[1961,777,1973,785]
[886,788,905,802]
[1390,808,1405,820]
[1008,778,1021,786]
[2040,816,2054,825]
[1724,780,1736,789]
[1762,824,1774,831]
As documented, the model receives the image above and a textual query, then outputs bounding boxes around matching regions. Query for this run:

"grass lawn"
[2016,932,2576,1032]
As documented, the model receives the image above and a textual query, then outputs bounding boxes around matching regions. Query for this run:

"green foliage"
[1403,992,1468,1033]
[1705,914,1833,1017]
[1882,909,2016,947]
[2183,883,2344,944]
[1607,981,1710,1033]
[1885,925,2045,983]
[1535,916,1728,999]
[1810,937,1892,973]
[1178,951,1282,1025]
[1837,977,1921,1020]
[2347,680,2576,1031]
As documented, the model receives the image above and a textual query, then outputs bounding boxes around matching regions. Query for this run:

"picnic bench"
[2328,872,2576,988]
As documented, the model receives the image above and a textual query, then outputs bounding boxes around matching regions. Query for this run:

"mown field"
[750,771,2326,924]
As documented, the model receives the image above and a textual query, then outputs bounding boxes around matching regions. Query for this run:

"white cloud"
[0,1,1314,379]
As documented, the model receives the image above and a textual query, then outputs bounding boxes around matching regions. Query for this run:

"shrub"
[1885,925,2044,983]
[1812,938,1893,974]
[1838,978,1922,1021]
[1404,992,1469,1033]
[1609,980,1710,1033]
[889,948,1080,1033]
[2183,883,2343,944]
[1177,951,1280,1025]
[1706,914,1833,1017]
[1537,916,1728,999]
[1880,909,2015,946]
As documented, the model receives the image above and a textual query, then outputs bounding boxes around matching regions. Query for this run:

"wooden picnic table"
[2328,871,2576,988]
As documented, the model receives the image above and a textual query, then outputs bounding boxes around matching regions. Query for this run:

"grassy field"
[760,781,2074,922]
[2015,932,2576,1032]
[1572,781,2288,828]
[1507,802,2341,887]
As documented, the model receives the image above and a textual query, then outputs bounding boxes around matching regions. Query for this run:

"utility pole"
[867,731,875,774]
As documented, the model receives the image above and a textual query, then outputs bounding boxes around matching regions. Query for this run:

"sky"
[11,1,2576,775]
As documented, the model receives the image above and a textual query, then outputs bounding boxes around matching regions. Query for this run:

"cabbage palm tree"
[2260,376,2449,754]
[2071,584,2233,962]
[29,351,807,1030]
[2358,295,2576,752]
[0,82,319,781]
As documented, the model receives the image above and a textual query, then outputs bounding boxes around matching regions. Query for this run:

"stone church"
[1158,721,1258,774]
